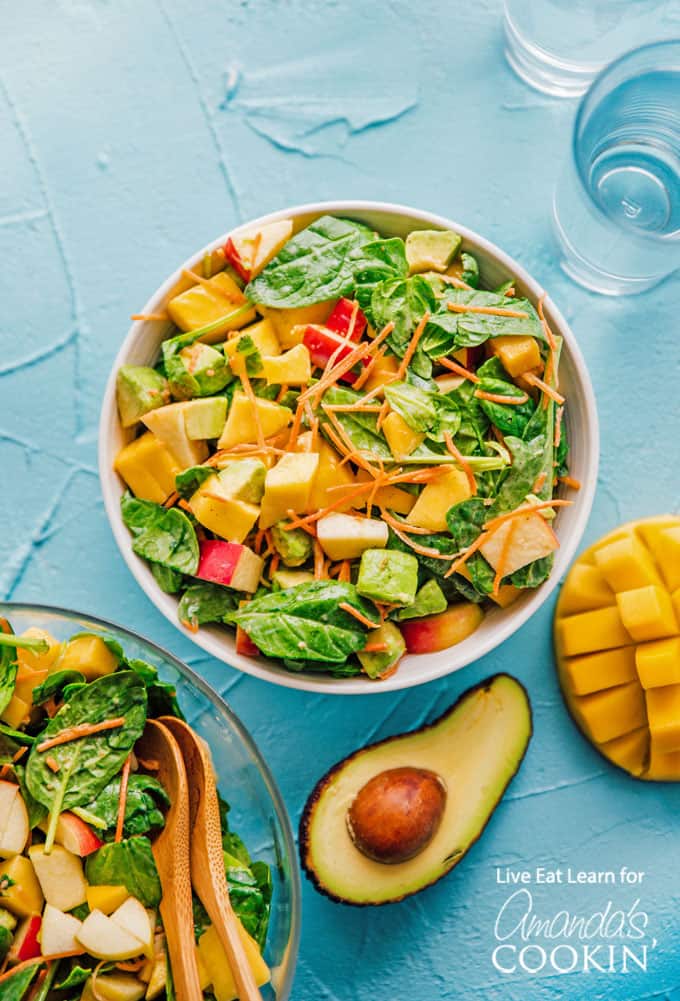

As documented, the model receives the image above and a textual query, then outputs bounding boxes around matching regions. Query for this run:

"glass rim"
[0,599,302,999]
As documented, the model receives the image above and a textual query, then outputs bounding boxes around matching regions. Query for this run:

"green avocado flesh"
[300,674,531,905]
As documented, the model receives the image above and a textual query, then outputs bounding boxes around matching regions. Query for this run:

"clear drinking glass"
[503,0,678,97]
[553,40,680,295]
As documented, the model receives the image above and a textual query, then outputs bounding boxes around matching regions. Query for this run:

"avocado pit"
[346,766,447,864]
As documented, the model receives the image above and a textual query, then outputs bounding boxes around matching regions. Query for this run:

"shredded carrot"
[180,617,199,633]
[380,509,433,536]
[115,959,146,973]
[115,755,132,844]
[301,322,395,406]
[45,756,60,774]
[239,366,266,449]
[558,475,581,490]
[388,522,456,560]
[313,540,326,579]
[12,746,27,763]
[37,717,126,754]
[484,499,572,532]
[130,313,168,322]
[285,510,316,536]
[338,560,351,583]
[443,434,477,495]
[554,406,564,449]
[436,272,473,290]
[447,303,528,319]
[339,603,380,629]
[163,491,180,509]
[286,399,306,450]
[474,389,529,405]
[322,407,381,478]
[269,553,280,578]
[438,355,480,383]
[505,286,516,297]
[178,499,192,513]
[444,531,494,578]
[522,372,564,405]
[275,383,290,403]
[362,642,389,653]
[352,344,389,391]
[492,519,517,597]
[396,311,430,380]
[537,295,558,352]
[0,766,9,781]
[137,756,160,771]
[375,398,390,432]
[532,471,547,493]
[0,952,84,984]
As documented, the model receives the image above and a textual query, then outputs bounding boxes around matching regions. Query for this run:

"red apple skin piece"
[9,914,42,963]
[325,298,366,340]
[236,626,260,657]
[56,813,103,857]
[302,325,368,384]
[400,604,484,654]
[223,237,251,282]
[196,540,242,586]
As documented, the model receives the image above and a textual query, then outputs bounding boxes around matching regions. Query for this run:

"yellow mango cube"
[600,728,649,777]
[225,319,281,377]
[190,494,260,543]
[593,535,662,592]
[635,637,680,689]
[490,584,522,608]
[616,585,678,642]
[297,433,356,512]
[261,344,312,386]
[364,352,400,393]
[557,606,632,658]
[641,524,680,592]
[197,923,269,1001]
[16,627,61,673]
[257,301,334,348]
[217,392,292,450]
[58,634,119,680]
[645,743,680,781]
[86,885,129,915]
[354,476,416,516]
[114,432,181,504]
[489,336,541,377]
[561,646,637,696]
[14,668,48,706]
[407,468,472,533]
[0,695,30,729]
[0,856,44,917]
[383,411,424,459]
[570,681,647,744]
[259,453,319,529]
[646,684,680,753]
[167,271,256,342]
[558,563,614,616]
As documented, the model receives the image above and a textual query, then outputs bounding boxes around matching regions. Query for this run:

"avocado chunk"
[271,521,314,568]
[356,549,418,606]
[395,579,447,621]
[299,674,532,905]
[169,341,232,399]
[204,458,266,505]
[357,621,405,679]
[405,229,462,274]
[183,397,228,440]
[272,569,315,591]
[116,365,169,428]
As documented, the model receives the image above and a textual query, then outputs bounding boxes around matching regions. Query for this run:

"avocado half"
[299,674,532,905]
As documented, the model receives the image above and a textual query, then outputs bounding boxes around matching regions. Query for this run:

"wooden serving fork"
[162,715,262,1001]
[136,719,203,1000]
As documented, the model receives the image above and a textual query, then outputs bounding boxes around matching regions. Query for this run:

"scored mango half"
[555,515,680,781]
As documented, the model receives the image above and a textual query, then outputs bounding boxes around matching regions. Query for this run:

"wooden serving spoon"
[162,715,262,1001]
[136,719,203,1000]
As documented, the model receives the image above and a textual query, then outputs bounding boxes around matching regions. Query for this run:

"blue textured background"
[2,3,680,998]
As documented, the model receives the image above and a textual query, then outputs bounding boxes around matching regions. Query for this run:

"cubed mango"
[558,563,614,616]
[407,468,472,533]
[167,271,256,341]
[261,344,311,386]
[557,606,631,658]
[593,535,662,592]
[639,524,680,592]
[58,635,119,681]
[645,743,680,781]
[86,884,129,915]
[383,412,424,459]
[225,319,281,377]
[561,646,637,696]
[190,495,260,543]
[570,681,647,744]
[114,432,181,504]
[646,684,680,753]
[616,585,678,642]
[599,728,649,777]
[489,336,541,377]
[635,637,680,689]
[217,392,292,450]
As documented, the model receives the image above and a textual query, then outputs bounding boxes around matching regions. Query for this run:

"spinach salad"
[0,620,271,1000]
[114,215,575,680]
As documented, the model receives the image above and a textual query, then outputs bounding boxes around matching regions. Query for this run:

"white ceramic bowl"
[99,201,599,694]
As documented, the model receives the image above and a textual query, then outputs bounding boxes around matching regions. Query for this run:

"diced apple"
[217,391,292,450]
[400,604,484,653]
[434,373,464,394]
[0,856,44,918]
[57,634,118,681]
[407,468,472,533]
[197,922,270,1001]
[0,783,29,858]
[142,403,209,470]
[317,513,388,561]
[325,298,367,340]
[8,913,42,963]
[86,884,129,916]
[261,344,312,386]
[76,910,146,961]
[480,509,559,577]
[167,271,256,342]
[111,897,154,959]
[29,845,88,912]
[259,452,320,529]
[40,903,83,955]
[223,218,293,281]
[114,432,181,505]
[47,812,103,858]
[382,412,424,460]
[195,540,263,594]
[302,325,368,383]
[84,973,146,1001]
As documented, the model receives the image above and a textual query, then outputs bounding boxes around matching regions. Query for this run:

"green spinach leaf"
[31,670,85,707]
[369,275,435,376]
[423,290,543,356]
[177,582,239,630]
[477,377,536,436]
[81,774,169,841]
[352,238,408,311]
[511,555,554,588]
[125,658,182,720]
[150,562,184,594]
[121,494,199,575]
[175,465,214,500]
[85,836,162,908]
[0,962,39,999]
[488,436,546,517]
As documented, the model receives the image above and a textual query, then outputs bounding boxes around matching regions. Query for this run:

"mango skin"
[555,515,680,781]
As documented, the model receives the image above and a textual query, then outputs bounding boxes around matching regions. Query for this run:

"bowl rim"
[99,199,599,695]
[0,599,302,999]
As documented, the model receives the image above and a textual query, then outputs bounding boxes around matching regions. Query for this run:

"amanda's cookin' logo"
[492,886,658,976]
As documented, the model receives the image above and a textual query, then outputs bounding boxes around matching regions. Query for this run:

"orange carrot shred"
[339,603,380,629]
[239,366,266,450]
[362,642,389,653]
[37,717,126,754]
[438,356,480,383]
[522,372,564,405]
[444,530,494,578]
[558,475,581,490]
[130,312,169,322]
[338,559,351,583]
[396,311,429,380]
[314,540,325,580]
[483,499,572,532]
[474,389,529,405]
[45,757,60,774]
[443,434,477,495]
[380,509,433,535]
[115,755,132,844]
[447,303,528,319]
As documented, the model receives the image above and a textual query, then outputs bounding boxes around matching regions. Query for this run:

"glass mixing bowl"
[0,602,301,1000]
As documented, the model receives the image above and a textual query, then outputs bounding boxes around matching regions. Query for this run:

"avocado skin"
[299,673,533,906]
